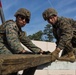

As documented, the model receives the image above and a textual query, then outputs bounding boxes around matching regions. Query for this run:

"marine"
[42,8,76,62]
[0,8,44,75]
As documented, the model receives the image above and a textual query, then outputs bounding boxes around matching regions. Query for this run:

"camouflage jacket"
[53,17,76,50]
[0,20,41,54]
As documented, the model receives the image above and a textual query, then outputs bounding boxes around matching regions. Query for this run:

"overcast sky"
[1,0,76,35]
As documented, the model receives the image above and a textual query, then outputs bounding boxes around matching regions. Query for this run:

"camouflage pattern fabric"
[14,8,31,18]
[14,8,31,23]
[0,20,41,54]
[52,17,76,53]
[42,8,57,20]
[19,31,42,53]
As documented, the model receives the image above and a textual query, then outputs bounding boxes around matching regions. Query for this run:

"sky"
[1,0,76,35]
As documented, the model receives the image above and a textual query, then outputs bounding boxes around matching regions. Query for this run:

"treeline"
[28,24,55,42]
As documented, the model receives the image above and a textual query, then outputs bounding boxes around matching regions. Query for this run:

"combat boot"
[58,51,75,62]
[51,48,60,62]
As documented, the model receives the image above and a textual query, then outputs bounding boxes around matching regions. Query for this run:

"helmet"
[14,8,31,23]
[42,8,57,20]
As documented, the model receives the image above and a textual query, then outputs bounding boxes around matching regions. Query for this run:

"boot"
[58,51,75,62]
[51,49,60,62]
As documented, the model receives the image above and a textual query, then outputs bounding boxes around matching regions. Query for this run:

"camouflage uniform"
[0,8,42,75]
[0,21,41,54]
[52,17,76,56]
[42,8,76,62]
[0,19,42,75]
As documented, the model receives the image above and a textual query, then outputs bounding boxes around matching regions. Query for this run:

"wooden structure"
[0,54,52,75]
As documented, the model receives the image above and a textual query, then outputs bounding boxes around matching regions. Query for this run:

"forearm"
[19,32,42,53]
[21,36,41,53]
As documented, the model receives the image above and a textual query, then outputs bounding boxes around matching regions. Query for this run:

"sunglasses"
[17,15,30,23]
[19,15,26,20]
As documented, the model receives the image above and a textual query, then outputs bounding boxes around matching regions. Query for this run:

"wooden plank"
[0,54,52,75]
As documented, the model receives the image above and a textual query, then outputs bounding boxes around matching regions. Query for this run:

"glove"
[51,48,61,61]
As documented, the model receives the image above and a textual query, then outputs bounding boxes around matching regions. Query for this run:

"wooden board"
[0,54,52,75]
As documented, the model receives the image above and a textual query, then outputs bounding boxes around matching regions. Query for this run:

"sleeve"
[19,31,42,53]
[6,21,24,53]
[57,20,73,50]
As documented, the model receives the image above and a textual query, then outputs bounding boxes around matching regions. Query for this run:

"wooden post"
[0,54,52,75]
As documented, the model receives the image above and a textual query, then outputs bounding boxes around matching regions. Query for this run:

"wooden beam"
[0,54,52,75]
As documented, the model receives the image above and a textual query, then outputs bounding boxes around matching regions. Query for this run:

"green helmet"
[42,8,57,20]
[14,8,31,23]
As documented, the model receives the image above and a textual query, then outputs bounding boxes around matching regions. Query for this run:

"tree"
[43,24,54,42]
[28,24,55,42]
[28,30,43,41]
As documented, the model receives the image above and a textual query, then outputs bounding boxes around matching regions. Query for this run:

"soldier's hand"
[37,50,51,55]
[21,50,26,53]
[42,51,51,54]
[19,50,34,54]
[39,50,44,55]
[55,47,61,51]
